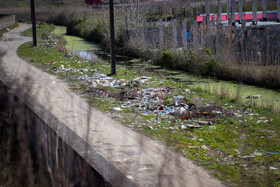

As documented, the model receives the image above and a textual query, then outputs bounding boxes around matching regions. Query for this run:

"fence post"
[262,0,267,20]
[193,21,198,46]
[201,17,206,44]
[242,19,246,29]
[231,0,235,25]
[159,19,164,48]
[152,27,156,47]
[252,0,257,25]
[278,0,280,22]
[239,0,243,23]
[206,0,210,24]
[227,0,230,24]
[264,27,269,65]
[217,0,222,26]
[172,19,178,48]
[211,18,215,26]
[241,20,247,62]
[182,19,188,50]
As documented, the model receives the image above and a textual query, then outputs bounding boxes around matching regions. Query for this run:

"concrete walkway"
[0,23,223,187]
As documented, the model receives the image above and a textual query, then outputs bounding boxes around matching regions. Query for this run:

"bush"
[87,23,104,43]
[203,58,219,76]
[161,50,180,69]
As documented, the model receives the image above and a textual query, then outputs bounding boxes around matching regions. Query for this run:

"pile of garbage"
[82,74,237,129]
[85,73,127,88]
[46,60,240,129]
[48,61,97,75]
[39,33,59,47]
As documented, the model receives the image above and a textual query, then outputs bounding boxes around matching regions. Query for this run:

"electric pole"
[30,0,37,46]
[109,0,116,75]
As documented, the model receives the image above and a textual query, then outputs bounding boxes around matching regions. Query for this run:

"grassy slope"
[17,23,280,186]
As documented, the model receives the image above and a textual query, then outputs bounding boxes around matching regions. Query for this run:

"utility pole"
[109,0,116,75]
[30,0,37,46]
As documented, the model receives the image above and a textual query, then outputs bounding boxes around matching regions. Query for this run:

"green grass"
[17,42,70,65]
[22,23,54,38]
[17,23,280,186]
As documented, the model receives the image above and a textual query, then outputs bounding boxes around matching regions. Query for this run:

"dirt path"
[0,23,223,187]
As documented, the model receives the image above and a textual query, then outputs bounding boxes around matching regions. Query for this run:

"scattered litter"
[198,121,212,125]
[188,146,198,148]
[52,81,56,84]
[254,151,263,156]
[180,125,187,129]
[187,124,203,128]
[127,175,134,180]
[149,126,154,130]
[201,145,208,150]
[241,154,255,158]
[235,149,241,154]
[269,167,279,170]
[266,151,280,155]
[211,110,222,115]
[112,107,122,111]
[180,116,188,120]
[240,164,248,167]
[246,95,263,99]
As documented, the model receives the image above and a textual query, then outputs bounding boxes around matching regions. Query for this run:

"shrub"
[203,58,219,76]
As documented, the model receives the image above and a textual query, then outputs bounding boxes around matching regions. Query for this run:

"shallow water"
[51,26,100,53]
[53,26,280,112]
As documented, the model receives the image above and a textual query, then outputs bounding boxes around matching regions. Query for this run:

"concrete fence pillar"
[278,0,280,22]
[242,19,246,28]
[240,24,247,62]
[172,19,178,48]
[182,20,188,50]
[201,18,206,44]
[262,0,267,20]
[252,0,257,25]
[239,0,243,23]
[217,0,222,26]
[193,21,198,46]
[211,18,215,26]
[231,0,236,25]
[159,19,164,47]
[227,0,230,23]
[206,0,210,24]
[152,27,156,47]
[203,16,206,25]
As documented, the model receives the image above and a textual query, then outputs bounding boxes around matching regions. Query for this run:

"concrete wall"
[125,22,280,65]
[0,80,112,186]
[0,15,15,30]
[212,27,280,65]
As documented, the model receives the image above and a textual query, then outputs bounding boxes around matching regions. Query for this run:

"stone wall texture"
[0,15,15,30]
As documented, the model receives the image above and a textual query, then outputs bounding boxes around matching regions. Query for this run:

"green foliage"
[66,15,110,50]
[22,23,54,37]
[87,22,104,43]
[162,50,174,65]
[203,58,219,76]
